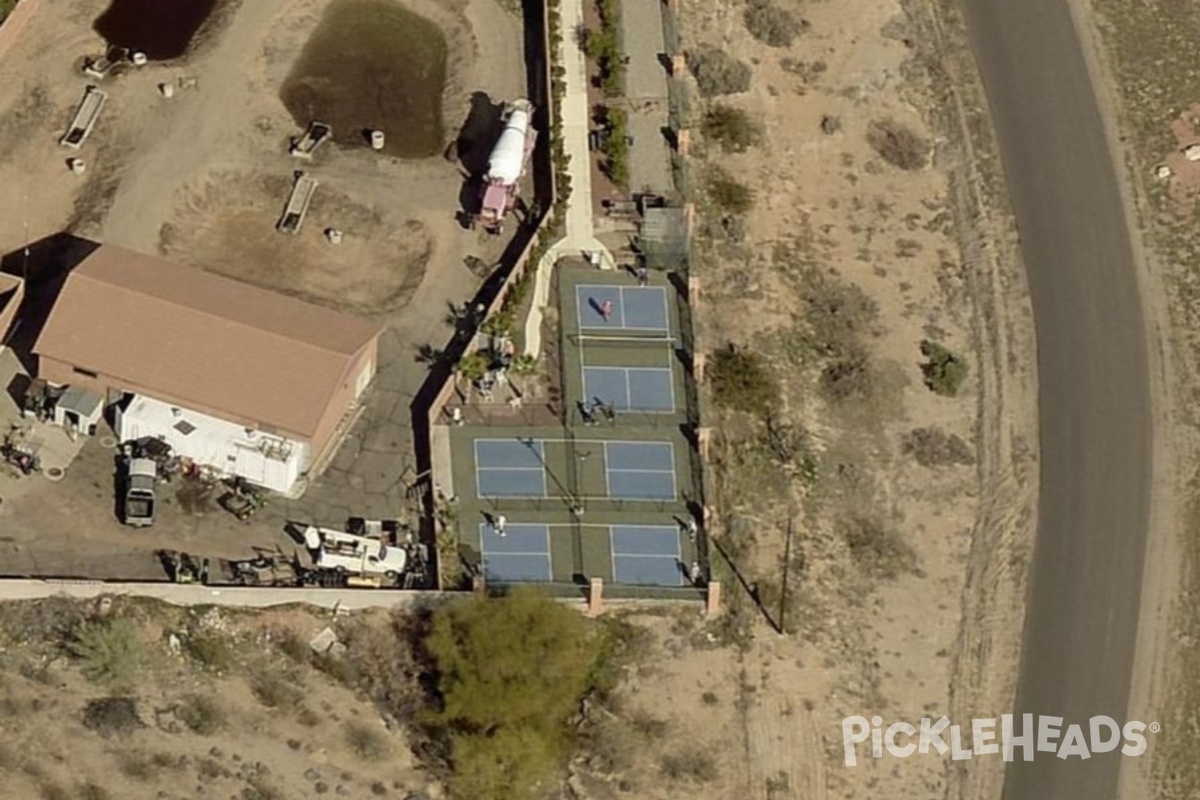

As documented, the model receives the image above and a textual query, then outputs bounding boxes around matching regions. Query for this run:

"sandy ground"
[0,0,527,572]
[560,0,1038,798]
[0,598,433,800]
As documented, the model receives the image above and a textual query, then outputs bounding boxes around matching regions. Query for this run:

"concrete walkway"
[0,578,435,609]
[524,0,616,357]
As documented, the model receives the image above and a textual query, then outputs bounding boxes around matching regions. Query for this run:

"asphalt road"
[959,1,1153,798]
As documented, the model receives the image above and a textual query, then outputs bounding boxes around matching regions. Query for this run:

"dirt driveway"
[0,0,528,576]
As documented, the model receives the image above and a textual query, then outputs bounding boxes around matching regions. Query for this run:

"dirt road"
[960,0,1154,798]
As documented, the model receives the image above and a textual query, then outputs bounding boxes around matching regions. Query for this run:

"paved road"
[959,1,1153,798]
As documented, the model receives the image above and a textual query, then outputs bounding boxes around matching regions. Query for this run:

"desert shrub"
[902,427,974,467]
[345,721,391,761]
[919,340,969,396]
[250,671,301,709]
[841,517,918,579]
[117,751,182,781]
[82,696,143,737]
[660,749,719,783]
[744,0,805,47]
[708,343,779,418]
[687,47,752,97]
[426,587,603,800]
[176,694,226,735]
[701,105,763,153]
[182,631,233,673]
[75,783,111,800]
[69,619,143,690]
[707,167,755,215]
[821,345,873,400]
[337,613,423,718]
[798,268,879,359]
[628,710,669,740]
[276,631,311,664]
[38,783,69,800]
[312,651,359,687]
[762,417,819,482]
[867,118,929,171]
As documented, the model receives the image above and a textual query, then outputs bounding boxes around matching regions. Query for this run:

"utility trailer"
[60,86,107,149]
[289,122,332,159]
[302,525,408,582]
[277,172,319,234]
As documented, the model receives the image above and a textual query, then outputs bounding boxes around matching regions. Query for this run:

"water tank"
[486,101,532,185]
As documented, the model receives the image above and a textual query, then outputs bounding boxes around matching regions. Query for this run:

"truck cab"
[123,457,156,527]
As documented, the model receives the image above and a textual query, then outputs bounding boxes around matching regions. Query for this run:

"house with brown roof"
[32,245,383,493]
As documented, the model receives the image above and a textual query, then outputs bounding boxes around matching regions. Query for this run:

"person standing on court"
[495,514,507,537]
[600,298,614,321]
[636,265,649,286]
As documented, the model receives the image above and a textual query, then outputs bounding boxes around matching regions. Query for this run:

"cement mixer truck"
[476,99,537,235]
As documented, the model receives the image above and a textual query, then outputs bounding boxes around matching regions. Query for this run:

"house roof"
[34,245,382,439]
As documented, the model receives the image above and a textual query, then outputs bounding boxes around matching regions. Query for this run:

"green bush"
[744,0,806,47]
[919,340,969,396]
[701,105,764,153]
[708,343,778,418]
[69,619,143,690]
[582,0,624,96]
[426,588,603,800]
[456,352,491,382]
[600,106,630,187]
[687,47,752,97]
[707,167,755,215]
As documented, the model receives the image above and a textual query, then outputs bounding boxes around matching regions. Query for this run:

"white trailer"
[302,525,407,579]
[60,86,107,149]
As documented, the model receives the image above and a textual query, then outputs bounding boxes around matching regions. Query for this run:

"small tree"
[69,618,143,690]
[919,340,969,396]
[702,105,764,153]
[426,588,602,800]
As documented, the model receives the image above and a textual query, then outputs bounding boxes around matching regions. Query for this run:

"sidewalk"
[524,0,616,357]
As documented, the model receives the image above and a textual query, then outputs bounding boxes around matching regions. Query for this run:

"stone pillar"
[697,427,712,462]
[706,581,722,617]
[587,577,604,616]
[687,275,700,309]
[676,128,691,156]
[693,351,707,382]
